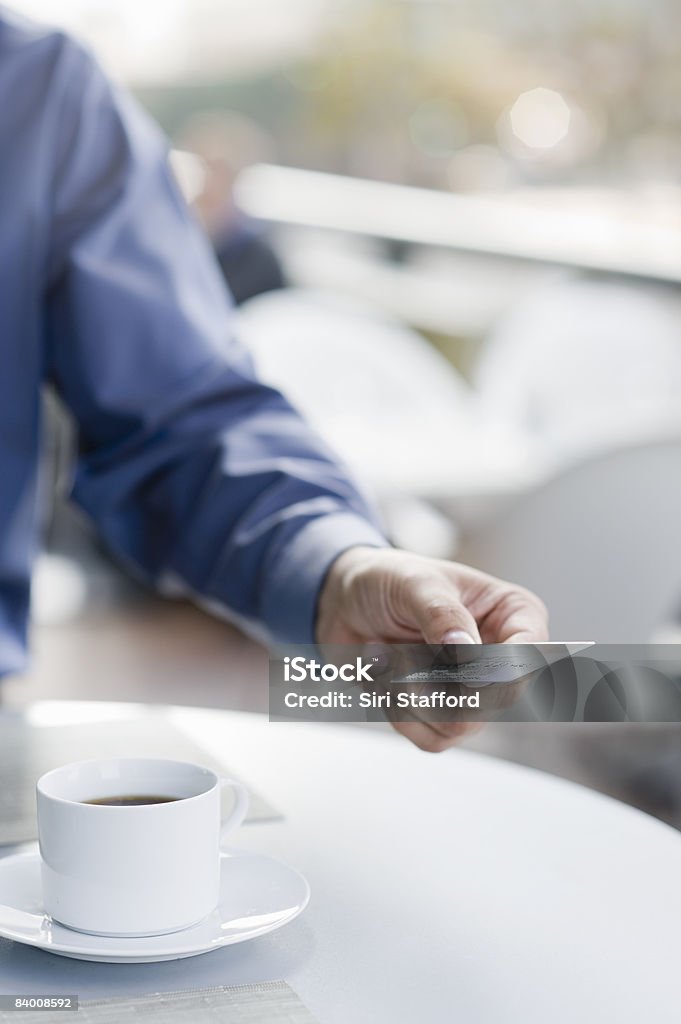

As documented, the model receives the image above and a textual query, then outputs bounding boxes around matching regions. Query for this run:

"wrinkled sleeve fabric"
[44,38,386,644]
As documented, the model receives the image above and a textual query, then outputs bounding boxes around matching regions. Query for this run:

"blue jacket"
[0,9,385,675]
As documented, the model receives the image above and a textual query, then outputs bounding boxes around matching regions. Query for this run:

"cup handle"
[219,778,249,844]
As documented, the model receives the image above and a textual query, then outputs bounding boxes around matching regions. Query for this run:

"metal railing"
[235,163,681,285]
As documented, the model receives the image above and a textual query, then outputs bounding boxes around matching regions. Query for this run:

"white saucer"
[0,849,310,963]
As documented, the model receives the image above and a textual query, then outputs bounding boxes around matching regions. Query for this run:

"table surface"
[1,702,680,1024]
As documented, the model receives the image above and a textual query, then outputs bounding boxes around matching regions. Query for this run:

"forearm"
[43,36,388,644]
[71,365,386,643]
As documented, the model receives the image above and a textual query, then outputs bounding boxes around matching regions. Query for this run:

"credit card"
[398,642,595,686]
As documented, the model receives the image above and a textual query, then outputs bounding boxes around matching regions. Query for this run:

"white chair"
[234,289,537,554]
[456,434,681,643]
[235,287,476,431]
[473,276,681,461]
[235,289,477,555]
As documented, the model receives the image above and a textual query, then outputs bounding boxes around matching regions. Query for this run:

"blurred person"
[0,9,548,752]
[176,110,286,305]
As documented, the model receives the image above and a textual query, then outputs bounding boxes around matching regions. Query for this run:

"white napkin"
[0,712,281,846]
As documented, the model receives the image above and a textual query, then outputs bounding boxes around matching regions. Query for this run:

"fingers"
[391,719,483,753]
[498,585,549,642]
[504,625,550,643]
[465,578,549,644]
[400,575,482,646]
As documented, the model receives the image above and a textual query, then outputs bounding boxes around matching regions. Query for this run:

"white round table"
[1,703,679,1023]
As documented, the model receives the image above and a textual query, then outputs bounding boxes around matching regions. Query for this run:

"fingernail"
[441,630,477,644]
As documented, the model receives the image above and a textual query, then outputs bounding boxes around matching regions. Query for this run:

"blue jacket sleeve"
[44,39,386,643]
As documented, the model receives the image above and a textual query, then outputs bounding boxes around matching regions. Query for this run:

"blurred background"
[7,0,681,825]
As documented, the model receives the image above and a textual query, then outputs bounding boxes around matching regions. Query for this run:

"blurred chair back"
[473,277,681,461]
[236,287,474,428]
[457,434,681,642]
[235,288,480,556]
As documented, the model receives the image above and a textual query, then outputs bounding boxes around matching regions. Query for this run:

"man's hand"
[316,547,548,752]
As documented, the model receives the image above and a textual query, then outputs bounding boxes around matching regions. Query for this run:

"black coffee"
[83,795,180,806]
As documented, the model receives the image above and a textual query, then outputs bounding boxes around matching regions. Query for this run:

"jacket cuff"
[260,513,388,643]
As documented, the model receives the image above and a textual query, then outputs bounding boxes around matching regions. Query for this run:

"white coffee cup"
[36,758,248,937]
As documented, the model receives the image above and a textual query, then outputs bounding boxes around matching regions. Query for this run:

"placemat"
[0,712,281,846]
[0,982,318,1023]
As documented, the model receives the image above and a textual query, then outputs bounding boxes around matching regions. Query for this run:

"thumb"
[401,577,481,646]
